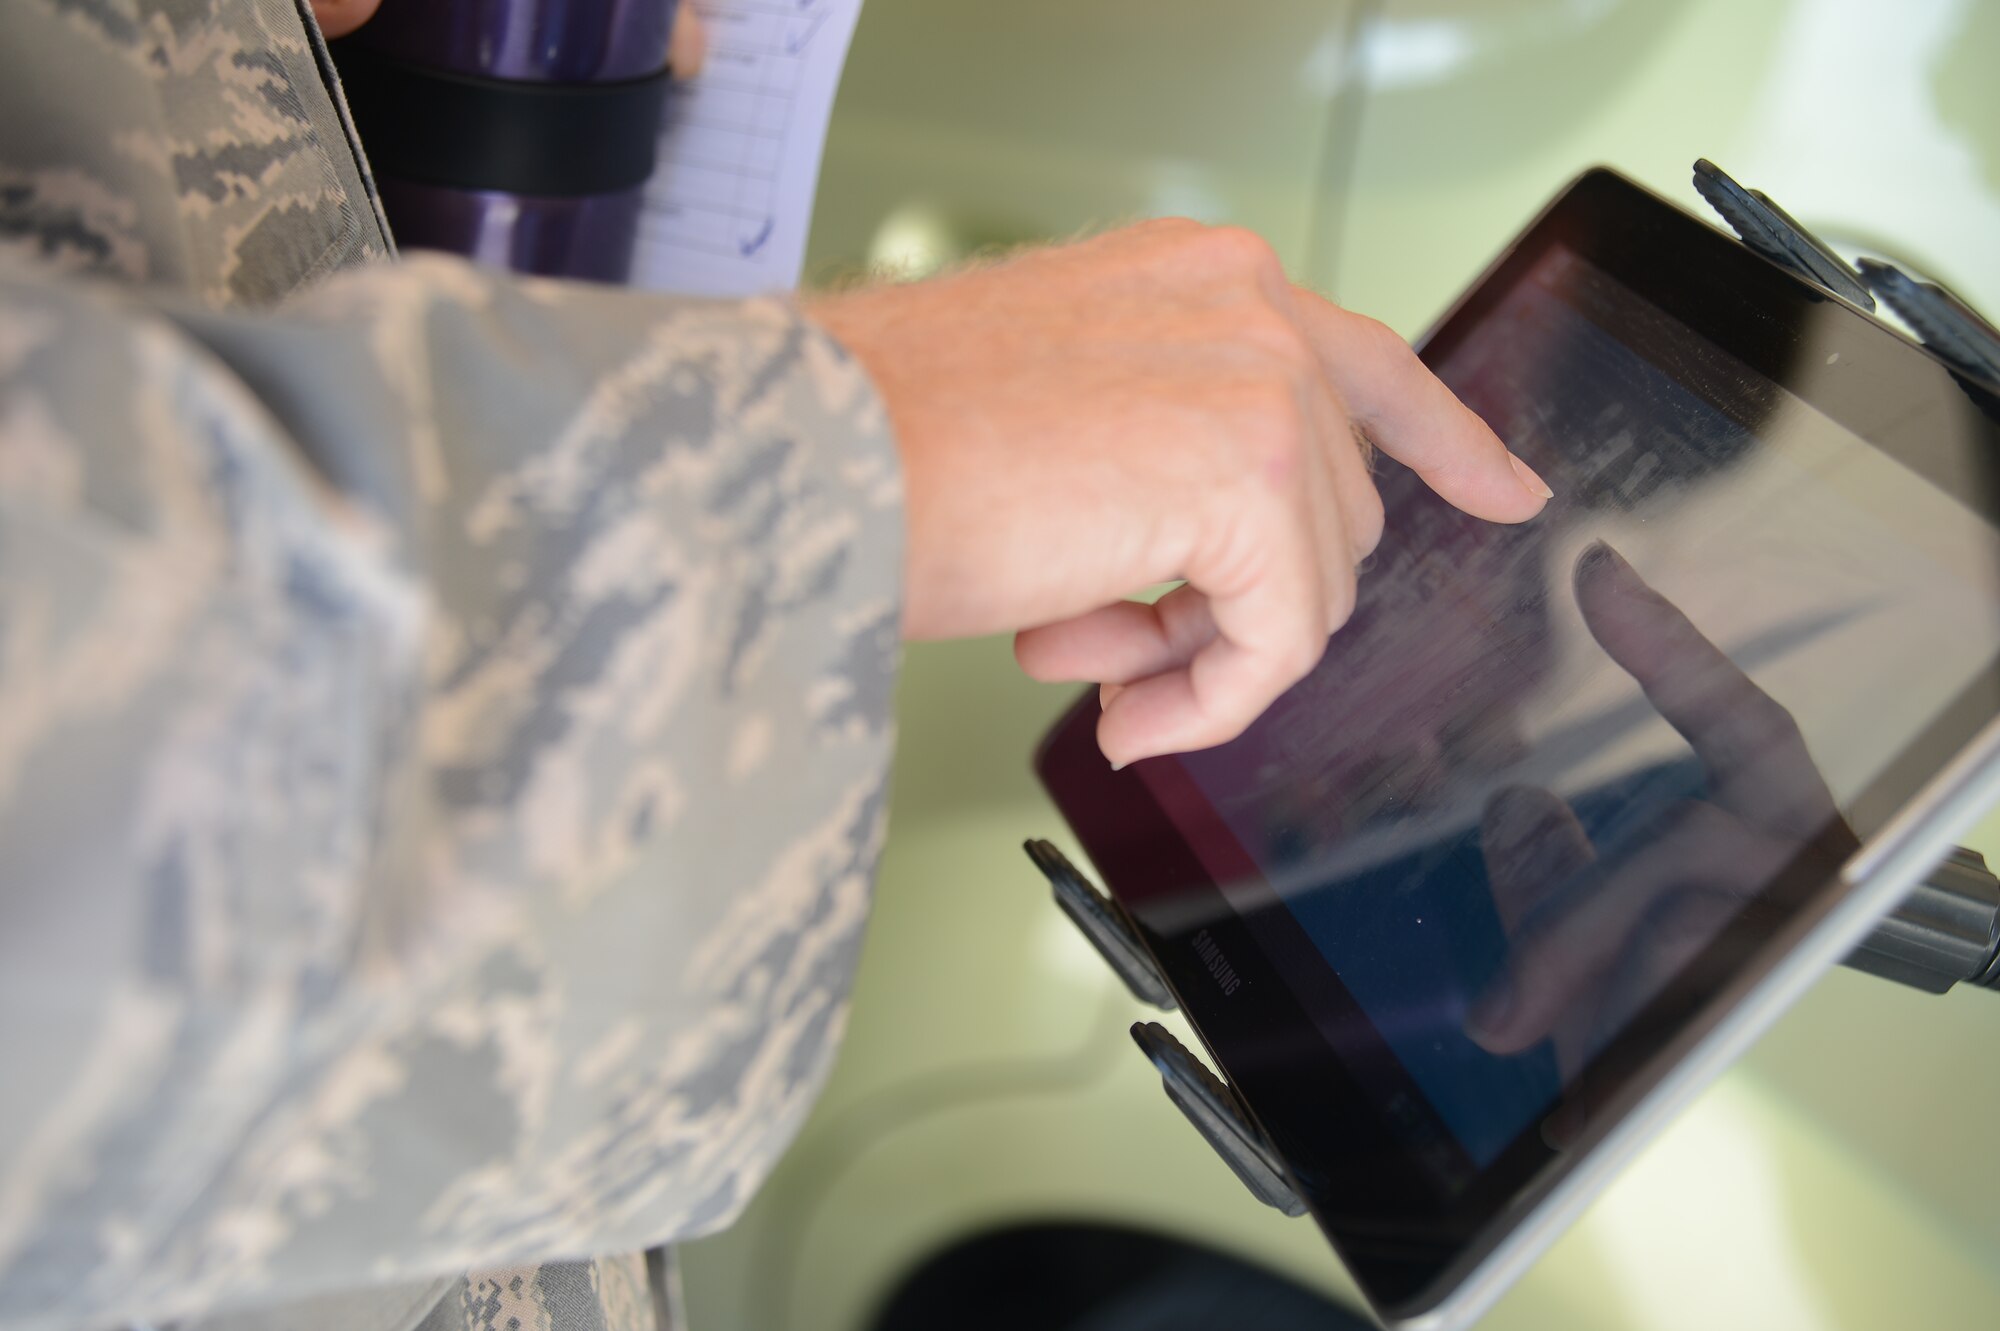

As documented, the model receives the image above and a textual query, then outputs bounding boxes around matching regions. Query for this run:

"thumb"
[670,3,707,77]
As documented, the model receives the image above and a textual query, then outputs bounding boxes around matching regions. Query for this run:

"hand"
[810,221,1553,765]
[1468,542,1857,1072]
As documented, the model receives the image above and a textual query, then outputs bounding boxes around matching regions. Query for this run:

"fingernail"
[1466,977,1516,1043]
[1509,452,1555,501]
[1108,759,1127,772]
[1575,540,1613,581]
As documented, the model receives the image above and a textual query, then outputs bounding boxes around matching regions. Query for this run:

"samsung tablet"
[1035,168,2000,1330]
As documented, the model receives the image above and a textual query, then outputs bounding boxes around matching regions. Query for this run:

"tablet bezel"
[1035,167,2000,1329]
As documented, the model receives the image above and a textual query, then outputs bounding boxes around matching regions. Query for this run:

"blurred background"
[681,0,2000,1326]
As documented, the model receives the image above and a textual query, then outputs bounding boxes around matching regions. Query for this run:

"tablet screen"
[1039,172,2000,1311]
[1154,241,2000,1174]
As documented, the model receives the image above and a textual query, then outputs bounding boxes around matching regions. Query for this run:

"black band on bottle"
[329,41,669,197]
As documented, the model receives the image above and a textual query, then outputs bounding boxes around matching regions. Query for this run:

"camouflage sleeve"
[0,252,904,1331]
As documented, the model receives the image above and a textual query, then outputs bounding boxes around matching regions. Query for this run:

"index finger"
[1289,289,1553,524]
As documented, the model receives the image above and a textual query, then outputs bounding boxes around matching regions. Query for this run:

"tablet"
[1035,168,2000,1330]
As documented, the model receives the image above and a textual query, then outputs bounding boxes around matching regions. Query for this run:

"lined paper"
[630,0,864,296]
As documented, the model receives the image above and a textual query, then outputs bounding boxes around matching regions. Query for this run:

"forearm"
[0,255,901,1329]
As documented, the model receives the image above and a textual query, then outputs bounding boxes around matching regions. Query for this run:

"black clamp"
[1692,159,1876,310]
[1694,159,2000,387]
[1028,838,1176,1011]
[1855,260,2000,386]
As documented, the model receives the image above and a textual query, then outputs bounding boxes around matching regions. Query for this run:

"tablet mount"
[1024,161,2000,1219]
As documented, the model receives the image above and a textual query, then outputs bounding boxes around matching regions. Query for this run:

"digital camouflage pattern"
[2,0,389,306]
[0,3,905,1331]
[411,1257,662,1331]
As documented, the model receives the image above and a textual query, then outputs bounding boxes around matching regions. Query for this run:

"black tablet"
[1035,168,2000,1330]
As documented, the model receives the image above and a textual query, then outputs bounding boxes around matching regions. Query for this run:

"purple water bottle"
[330,0,678,282]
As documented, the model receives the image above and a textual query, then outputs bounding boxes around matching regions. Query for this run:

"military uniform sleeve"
[0,253,903,1331]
